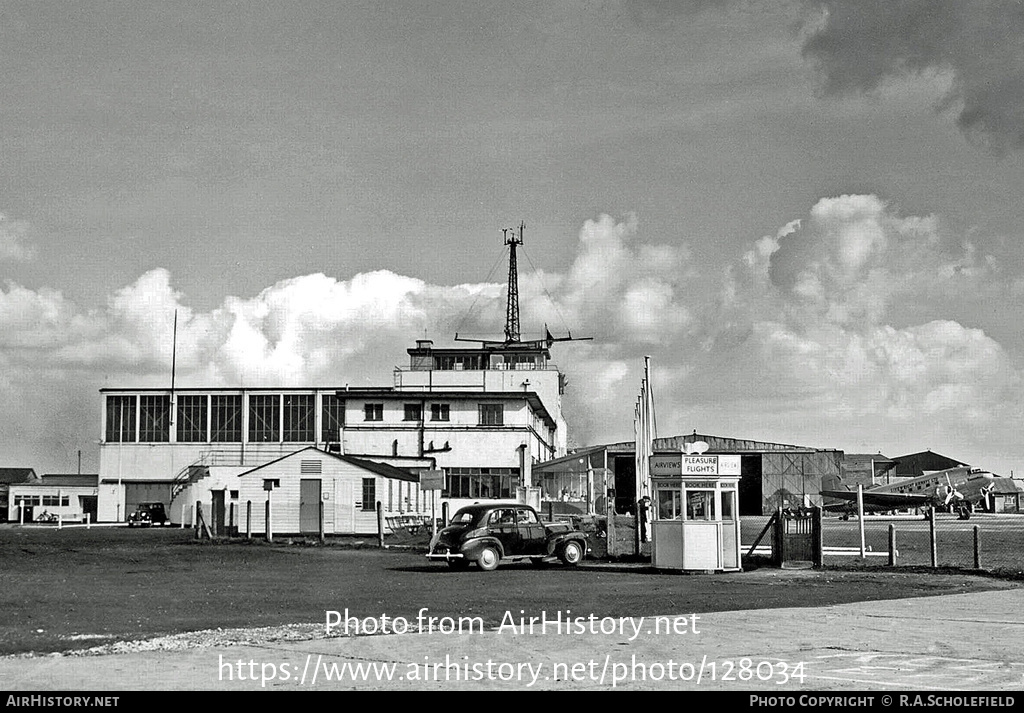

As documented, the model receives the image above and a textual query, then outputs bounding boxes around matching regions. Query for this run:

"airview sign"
[650,455,741,477]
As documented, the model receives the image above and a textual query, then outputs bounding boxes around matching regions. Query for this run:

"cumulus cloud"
[696,194,1024,467]
[555,213,694,346]
[801,0,1024,153]
[2,205,1023,472]
[0,212,37,261]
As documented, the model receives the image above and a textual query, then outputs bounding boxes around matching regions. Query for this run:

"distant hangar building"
[534,432,843,516]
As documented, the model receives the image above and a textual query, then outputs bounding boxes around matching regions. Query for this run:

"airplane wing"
[820,490,932,511]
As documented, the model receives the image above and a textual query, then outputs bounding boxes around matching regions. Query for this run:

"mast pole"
[504,222,523,343]
[170,309,178,430]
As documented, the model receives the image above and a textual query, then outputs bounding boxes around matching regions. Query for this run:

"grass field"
[3,523,1021,658]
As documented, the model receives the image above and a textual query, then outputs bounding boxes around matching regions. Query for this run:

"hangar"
[533,432,843,516]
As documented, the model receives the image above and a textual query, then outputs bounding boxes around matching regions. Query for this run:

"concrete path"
[5,588,1023,691]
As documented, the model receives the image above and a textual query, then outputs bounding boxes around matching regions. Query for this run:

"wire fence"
[740,511,1024,575]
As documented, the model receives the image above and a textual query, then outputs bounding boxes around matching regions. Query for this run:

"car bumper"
[425,550,465,562]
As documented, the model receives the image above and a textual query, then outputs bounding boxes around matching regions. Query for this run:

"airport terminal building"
[97,337,569,528]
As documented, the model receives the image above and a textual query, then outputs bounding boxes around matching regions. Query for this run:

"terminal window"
[105,395,137,442]
[446,467,519,499]
[478,403,503,426]
[364,403,384,421]
[211,395,242,442]
[249,394,280,442]
[177,395,208,442]
[430,403,450,421]
[139,395,170,442]
[283,394,315,441]
[321,394,345,443]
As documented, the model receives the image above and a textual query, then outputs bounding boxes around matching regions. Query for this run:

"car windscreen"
[448,509,479,526]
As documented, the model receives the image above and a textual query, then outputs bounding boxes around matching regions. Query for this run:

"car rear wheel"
[476,546,500,571]
[559,540,584,566]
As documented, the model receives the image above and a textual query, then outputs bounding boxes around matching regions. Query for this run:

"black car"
[426,503,589,571]
[127,502,169,527]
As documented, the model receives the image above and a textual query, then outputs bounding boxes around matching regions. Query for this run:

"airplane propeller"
[943,475,964,506]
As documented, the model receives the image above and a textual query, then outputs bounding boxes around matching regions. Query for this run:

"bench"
[385,514,432,535]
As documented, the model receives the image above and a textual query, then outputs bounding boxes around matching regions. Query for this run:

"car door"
[516,508,547,555]
[487,508,520,555]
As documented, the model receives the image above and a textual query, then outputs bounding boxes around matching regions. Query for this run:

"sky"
[2,0,1024,477]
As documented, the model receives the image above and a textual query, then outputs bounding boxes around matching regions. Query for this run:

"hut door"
[300,479,321,535]
[211,490,226,535]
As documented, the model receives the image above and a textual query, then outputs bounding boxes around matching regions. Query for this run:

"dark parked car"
[127,502,169,527]
[426,503,589,571]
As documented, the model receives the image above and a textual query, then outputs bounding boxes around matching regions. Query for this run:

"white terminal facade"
[98,223,576,528]
[97,336,569,524]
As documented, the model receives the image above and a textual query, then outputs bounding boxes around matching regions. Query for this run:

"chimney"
[518,443,532,488]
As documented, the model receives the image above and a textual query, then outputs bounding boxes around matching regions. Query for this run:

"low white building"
[236,446,429,536]
[8,474,99,524]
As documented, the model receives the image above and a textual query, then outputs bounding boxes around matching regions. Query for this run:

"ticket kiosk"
[650,454,742,572]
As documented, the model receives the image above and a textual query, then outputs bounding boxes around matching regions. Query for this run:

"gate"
[754,507,822,567]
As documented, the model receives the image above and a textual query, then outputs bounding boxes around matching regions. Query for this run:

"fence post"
[265,497,273,543]
[973,525,981,570]
[928,507,937,568]
[319,500,325,544]
[441,501,449,527]
[376,501,385,548]
[773,506,784,567]
[195,502,203,540]
[812,507,823,567]
[888,524,896,566]
[606,494,616,558]
[857,485,866,558]
[246,501,252,540]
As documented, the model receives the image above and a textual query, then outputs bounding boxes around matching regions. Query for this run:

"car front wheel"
[559,541,584,566]
[476,546,500,571]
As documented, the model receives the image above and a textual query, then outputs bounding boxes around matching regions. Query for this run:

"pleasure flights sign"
[650,455,741,477]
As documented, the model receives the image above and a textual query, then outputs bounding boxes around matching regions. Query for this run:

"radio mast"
[503,222,524,344]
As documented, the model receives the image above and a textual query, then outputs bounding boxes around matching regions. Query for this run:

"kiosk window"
[685,490,716,521]
[656,489,681,520]
[721,490,735,520]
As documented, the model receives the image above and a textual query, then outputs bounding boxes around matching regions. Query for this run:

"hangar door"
[300,479,321,535]
[738,456,763,516]
[124,483,173,516]
[612,456,636,514]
